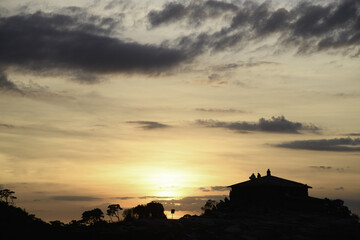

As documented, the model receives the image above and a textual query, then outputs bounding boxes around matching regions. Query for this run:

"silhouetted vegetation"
[123,201,167,221]
[106,204,122,222]
[0,188,16,205]
[201,199,218,215]
[1,187,360,240]
[81,208,105,225]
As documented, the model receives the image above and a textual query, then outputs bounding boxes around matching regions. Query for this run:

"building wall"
[230,186,309,206]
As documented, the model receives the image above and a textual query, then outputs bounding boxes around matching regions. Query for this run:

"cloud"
[156,195,228,212]
[0,71,23,94]
[276,138,360,151]
[195,108,246,113]
[0,11,187,83]
[111,196,136,200]
[335,92,360,98]
[309,166,332,170]
[309,166,346,172]
[126,121,170,130]
[199,187,210,192]
[197,116,319,133]
[335,187,344,191]
[347,133,360,136]
[0,123,14,128]
[139,196,174,199]
[51,195,102,201]
[148,1,238,27]
[200,186,229,192]
[150,0,360,56]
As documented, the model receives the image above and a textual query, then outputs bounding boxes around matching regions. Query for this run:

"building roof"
[228,175,312,189]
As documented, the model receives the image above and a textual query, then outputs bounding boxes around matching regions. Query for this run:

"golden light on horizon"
[143,168,197,198]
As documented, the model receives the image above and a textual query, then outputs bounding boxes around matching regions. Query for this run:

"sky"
[0,0,360,222]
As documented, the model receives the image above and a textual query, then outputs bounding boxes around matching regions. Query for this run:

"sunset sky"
[0,0,360,222]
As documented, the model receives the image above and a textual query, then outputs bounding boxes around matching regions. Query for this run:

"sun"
[144,170,191,198]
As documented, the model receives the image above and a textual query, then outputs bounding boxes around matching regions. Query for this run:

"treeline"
[62,201,167,227]
[0,188,172,226]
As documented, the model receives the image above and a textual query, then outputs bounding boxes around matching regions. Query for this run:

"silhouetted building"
[228,169,312,206]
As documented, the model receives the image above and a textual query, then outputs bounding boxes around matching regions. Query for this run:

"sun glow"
[143,168,195,198]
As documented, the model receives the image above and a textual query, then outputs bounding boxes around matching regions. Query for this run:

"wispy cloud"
[111,196,136,200]
[195,108,246,113]
[148,1,238,27]
[139,196,174,199]
[309,166,332,170]
[197,116,319,134]
[51,195,102,201]
[199,186,229,192]
[0,71,23,94]
[126,121,170,130]
[347,133,360,136]
[150,0,360,56]
[277,138,360,151]
[0,123,14,128]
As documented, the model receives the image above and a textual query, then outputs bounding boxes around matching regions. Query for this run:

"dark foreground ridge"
[1,170,360,240]
[1,199,360,240]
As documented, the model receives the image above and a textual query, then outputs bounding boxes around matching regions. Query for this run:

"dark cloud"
[199,187,210,192]
[148,1,238,27]
[347,133,360,136]
[211,186,229,191]
[0,71,23,94]
[51,196,102,201]
[276,138,360,151]
[0,11,187,83]
[111,196,135,200]
[195,108,246,113]
[0,123,14,128]
[335,187,344,191]
[150,0,360,56]
[148,2,187,26]
[309,166,332,170]
[197,116,319,134]
[126,121,170,130]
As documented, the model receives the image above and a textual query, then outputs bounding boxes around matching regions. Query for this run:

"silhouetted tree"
[201,199,218,215]
[133,204,148,219]
[9,196,17,205]
[68,219,82,228]
[107,204,122,222]
[0,189,16,205]
[81,208,104,225]
[122,208,134,221]
[50,220,64,228]
[181,214,192,219]
[146,201,166,219]
[123,201,166,221]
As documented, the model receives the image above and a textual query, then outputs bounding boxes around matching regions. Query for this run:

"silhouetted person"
[267,169,271,176]
[257,173,261,178]
[249,173,256,180]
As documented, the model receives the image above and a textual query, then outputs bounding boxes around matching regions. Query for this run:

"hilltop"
[1,197,360,240]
